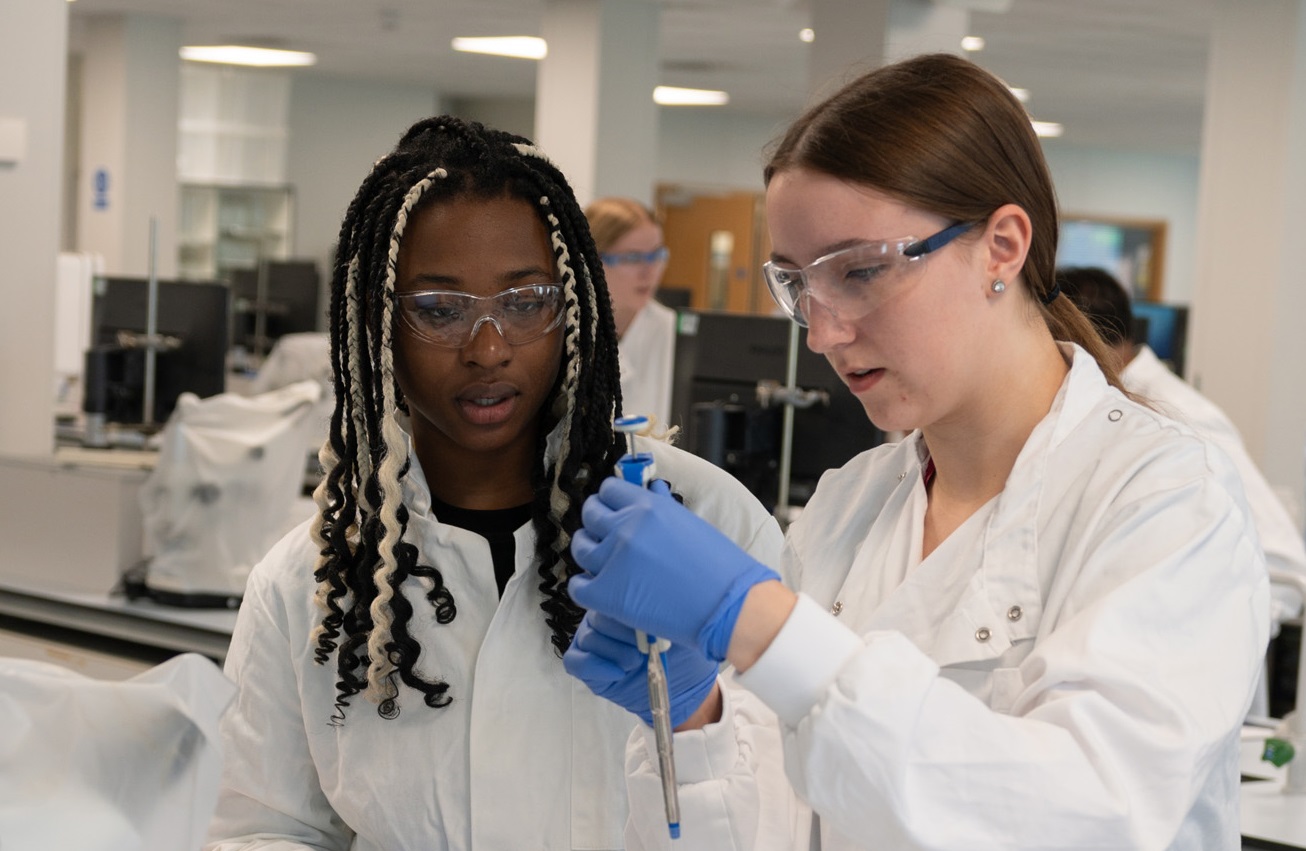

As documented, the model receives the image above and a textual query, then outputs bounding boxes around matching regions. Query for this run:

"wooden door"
[655,184,772,314]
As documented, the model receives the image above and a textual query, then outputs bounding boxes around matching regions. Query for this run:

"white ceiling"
[66,0,1216,157]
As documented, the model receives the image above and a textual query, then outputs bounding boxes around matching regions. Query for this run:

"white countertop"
[0,576,237,661]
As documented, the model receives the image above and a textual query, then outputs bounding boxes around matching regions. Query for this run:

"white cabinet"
[178,183,294,282]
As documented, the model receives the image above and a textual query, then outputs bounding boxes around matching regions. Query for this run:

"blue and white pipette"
[613,414,680,840]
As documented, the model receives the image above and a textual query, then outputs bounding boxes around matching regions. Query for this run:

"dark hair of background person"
[310,117,625,722]
[762,52,1125,392]
[1055,266,1135,347]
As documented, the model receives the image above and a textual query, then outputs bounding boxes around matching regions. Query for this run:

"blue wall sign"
[93,168,110,210]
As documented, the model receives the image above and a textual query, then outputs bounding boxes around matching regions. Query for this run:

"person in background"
[1059,265,1306,659]
[585,197,676,427]
[563,53,1269,849]
[205,117,783,851]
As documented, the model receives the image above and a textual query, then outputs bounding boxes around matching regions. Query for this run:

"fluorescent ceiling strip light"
[799,28,815,43]
[654,86,729,106]
[961,36,985,51]
[1031,120,1063,138]
[1009,87,1030,103]
[451,36,548,60]
[180,46,317,67]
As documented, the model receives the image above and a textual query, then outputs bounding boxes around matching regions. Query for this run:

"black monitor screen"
[669,310,883,509]
[89,277,230,423]
[1131,300,1189,375]
[229,260,322,352]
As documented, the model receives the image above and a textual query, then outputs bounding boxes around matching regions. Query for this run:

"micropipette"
[613,414,680,840]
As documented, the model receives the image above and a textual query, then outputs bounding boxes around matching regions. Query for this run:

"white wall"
[657,109,790,191]
[0,0,66,456]
[1042,144,1202,304]
[286,74,441,323]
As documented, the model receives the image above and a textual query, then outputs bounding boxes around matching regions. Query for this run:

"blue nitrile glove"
[568,478,780,662]
[564,612,718,728]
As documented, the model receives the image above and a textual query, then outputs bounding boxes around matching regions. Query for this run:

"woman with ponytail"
[566,54,1269,849]
[205,117,782,850]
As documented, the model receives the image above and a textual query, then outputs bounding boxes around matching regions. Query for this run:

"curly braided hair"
[308,117,624,722]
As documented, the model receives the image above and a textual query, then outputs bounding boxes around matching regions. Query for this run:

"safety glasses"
[762,222,972,327]
[394,284,565,348]
[601,246,670,267]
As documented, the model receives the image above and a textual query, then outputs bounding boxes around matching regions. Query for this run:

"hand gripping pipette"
[613,414,681,840]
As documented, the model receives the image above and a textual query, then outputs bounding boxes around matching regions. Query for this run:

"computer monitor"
[669,310,883,509]
[229,260,322,355]
[1131,300,1189,376]
[86,276,231,424]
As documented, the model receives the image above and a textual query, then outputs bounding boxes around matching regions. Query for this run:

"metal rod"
[142,216,159,426]
[774,319,800,524]
[254,258,270,358]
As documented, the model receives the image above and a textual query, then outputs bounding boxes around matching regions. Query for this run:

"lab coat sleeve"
[1217,433,1306,624]
[740,456,1269,849]
[205,553,354,851]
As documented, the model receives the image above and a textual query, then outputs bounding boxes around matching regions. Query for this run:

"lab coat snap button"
[1007,605,1023,621]
[831,601,843,616]
[975,627,991,642]
[897,472,907,481]
[1108,409,1123,422]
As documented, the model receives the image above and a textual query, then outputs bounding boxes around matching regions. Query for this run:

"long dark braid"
[308,117,624,721]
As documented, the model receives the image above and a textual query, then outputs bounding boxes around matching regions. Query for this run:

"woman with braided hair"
[205,117,782,850]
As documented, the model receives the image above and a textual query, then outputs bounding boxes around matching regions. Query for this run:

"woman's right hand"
[568,477,780,661]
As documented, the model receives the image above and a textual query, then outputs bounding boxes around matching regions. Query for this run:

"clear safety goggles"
[394,284,565,348]
[601,246,670,267]
[762,222,972,327]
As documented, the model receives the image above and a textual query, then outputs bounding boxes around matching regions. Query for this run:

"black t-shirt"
[429,496,533,598]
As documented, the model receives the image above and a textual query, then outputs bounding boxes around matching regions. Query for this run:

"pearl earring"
[991,279,1006,294]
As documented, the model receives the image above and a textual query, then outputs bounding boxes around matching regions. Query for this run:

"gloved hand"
[564,612,718,728]
[569,478,780,662]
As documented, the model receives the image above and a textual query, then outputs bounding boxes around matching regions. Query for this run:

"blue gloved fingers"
[648,478,672,496]
[569,526,604,573]
[596,476,660,509]
[579,490,620,539]
[570,470,781,658]
[566,570,600,610]
[564,621,642,683]
[564,613,723,728]
[585,611,642,643]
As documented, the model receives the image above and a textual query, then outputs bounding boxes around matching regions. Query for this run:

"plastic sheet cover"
[0,653,235,851]
[139,380,323,598]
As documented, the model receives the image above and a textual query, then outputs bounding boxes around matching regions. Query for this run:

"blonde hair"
[584,197,659,254]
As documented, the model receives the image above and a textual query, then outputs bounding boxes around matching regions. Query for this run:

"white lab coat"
[205,425,783,851]
[1124,344,1306,624]
[624,344,1270,850]
[618,300,676,428]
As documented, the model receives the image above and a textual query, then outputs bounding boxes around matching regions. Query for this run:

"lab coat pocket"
[570,681,635,850]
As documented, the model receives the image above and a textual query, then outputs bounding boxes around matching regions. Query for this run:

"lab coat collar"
[905,343,1108,664]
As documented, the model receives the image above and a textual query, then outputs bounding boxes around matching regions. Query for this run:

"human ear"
[982,203,1032,287]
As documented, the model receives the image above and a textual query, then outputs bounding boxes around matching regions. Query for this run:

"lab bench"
[0,577,237,678]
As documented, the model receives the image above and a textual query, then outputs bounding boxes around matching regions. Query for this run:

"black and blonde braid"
[308,117,624,721]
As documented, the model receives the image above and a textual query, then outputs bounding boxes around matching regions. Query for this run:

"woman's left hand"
[564,611,718,728]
